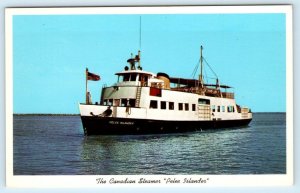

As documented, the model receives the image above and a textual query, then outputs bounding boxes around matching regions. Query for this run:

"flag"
[87,69,100,81]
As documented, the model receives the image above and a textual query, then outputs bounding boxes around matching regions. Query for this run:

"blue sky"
[13,13,286,113]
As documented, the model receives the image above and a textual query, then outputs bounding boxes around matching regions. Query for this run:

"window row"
[103,98,236,114]
[119,73,150,82]
[150,100,197,111]
[149,100,236,113]
[211,105,236,113]
[103,99,136,107]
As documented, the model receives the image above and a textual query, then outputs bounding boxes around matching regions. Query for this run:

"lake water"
[13,113,286,175]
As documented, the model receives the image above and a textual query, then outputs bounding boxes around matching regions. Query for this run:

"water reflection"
[79,127,254,175]
[80,133,190,174]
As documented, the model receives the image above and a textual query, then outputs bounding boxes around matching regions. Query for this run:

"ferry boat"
[79,46,252,135]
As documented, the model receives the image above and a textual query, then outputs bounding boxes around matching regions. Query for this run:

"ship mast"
[138,16,142,68]
[139,16,142,51]
[199,45,204,86]
[138,50,141,68]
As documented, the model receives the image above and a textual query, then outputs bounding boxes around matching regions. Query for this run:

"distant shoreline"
[13,114,80,116]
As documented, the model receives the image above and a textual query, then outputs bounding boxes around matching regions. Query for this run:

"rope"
[203,57,218,79]
[191,59,200,79]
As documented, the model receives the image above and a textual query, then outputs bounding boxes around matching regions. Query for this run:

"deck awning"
[169,77,231,88]
[169,77,199,87]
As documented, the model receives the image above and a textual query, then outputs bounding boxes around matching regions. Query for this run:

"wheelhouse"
[115,70,154,87]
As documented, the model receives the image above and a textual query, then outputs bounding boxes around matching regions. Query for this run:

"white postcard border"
[5,5,293,188]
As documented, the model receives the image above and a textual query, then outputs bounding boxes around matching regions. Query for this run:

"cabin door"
[198,98,211,120]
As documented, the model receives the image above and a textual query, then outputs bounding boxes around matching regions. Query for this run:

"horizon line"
[13,112,286,115]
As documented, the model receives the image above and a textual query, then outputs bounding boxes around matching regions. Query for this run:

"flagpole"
[86,68,88,104]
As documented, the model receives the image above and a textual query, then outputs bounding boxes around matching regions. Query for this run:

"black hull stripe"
[80,116,252,135]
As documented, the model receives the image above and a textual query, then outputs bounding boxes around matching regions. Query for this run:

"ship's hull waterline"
[80,116,252,135]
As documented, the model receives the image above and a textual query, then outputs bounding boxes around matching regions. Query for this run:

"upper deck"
[110,49,234,99]
[169,77,234,99]
[112,69,234,99]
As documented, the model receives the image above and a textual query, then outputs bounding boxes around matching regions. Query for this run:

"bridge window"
[139,74,149,82]
[131,74,137,81]
[122,74,130,81]
[222,106,225,112]
[217,106,220,112]
[139,74,149,86]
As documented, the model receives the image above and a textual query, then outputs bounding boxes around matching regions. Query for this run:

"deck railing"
[170,87,234,99]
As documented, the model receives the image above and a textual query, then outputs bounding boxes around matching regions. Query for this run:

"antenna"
[139,16,142,50]
[200,45,204,85]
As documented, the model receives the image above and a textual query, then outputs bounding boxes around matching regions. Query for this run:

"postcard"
[5,5,293,187]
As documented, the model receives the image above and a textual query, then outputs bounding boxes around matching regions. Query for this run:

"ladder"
[135,86,142,107]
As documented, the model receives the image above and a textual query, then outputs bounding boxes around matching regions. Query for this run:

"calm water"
[13,113,286,175]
